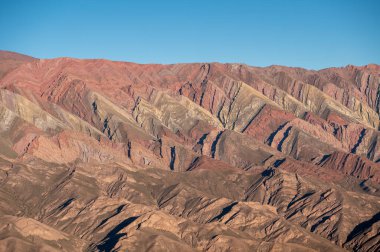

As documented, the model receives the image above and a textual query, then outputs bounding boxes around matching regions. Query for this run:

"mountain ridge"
[0,50,379,251]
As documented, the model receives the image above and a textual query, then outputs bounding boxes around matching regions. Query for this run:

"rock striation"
[0,51,379,251]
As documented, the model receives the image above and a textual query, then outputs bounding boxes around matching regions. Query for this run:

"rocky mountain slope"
[0,51,379,251]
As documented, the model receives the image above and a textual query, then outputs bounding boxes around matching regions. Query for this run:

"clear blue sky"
[0,0,379,69]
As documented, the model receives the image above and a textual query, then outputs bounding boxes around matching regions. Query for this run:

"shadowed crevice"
[345,212,380,244]
[97,216,139,252]
[209,202,238,222]
[261,169,275,177]
[57,198,75,211]
[241,105,266,133]
[351,129,366,154]
[273,158,286,168]
[95,204,126,230]
[266,122,288,146]
[211,131,224,158]
[169,146,176,171]
[277,126,292,152]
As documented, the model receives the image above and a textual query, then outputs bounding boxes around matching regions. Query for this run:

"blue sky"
[0,0,379,69]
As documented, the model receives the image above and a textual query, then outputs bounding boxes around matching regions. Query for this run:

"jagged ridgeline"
[0,51,379,251]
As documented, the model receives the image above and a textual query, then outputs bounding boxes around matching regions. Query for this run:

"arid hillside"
[0,51,379,251]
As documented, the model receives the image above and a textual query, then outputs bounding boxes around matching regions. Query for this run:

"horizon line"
[1,49,379,72]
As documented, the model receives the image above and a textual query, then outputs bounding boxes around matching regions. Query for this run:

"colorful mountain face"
[0,51,379,251]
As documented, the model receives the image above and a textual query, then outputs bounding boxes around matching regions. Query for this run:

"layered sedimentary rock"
[0,51,379,251]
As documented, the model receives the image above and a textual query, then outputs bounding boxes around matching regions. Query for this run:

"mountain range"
[0,50,379,251]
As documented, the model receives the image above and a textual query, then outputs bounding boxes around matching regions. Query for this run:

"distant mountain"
[0,50,36,79]
[0,51,379,251]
